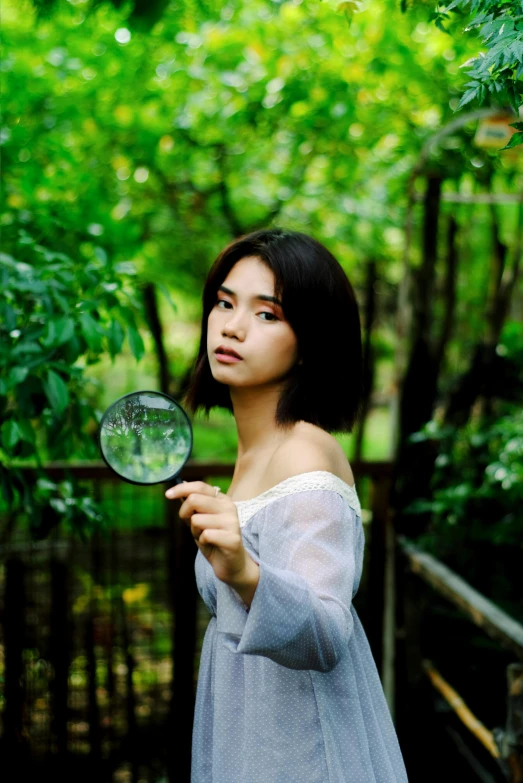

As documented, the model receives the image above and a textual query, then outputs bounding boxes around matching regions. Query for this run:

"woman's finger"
[190,513,227,531]
[179,492,225,519]
[198,528,240,549]
[165,480,219,500]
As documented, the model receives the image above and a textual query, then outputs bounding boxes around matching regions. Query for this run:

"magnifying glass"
[98,390,193,485]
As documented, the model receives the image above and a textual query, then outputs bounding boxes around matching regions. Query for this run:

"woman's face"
[207,256,299,389]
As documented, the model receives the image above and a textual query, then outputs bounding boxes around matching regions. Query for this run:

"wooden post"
[3,557,26,757]
[49,557,69,759]
[381,508,396,719]
[500,663,523,782]
[166,494,178,783]
[119,593,138,783]
[85,532,103,768]
[395,549,427,778]
[85,610,101,765]
[166,493,198,783]
[105,530,117,752]
[366,474,392,676]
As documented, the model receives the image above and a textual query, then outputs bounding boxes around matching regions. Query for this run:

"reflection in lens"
[99,392,192,484]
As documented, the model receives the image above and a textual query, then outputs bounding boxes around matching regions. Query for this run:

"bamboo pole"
[398,537,523,660]
[422,659,500,758]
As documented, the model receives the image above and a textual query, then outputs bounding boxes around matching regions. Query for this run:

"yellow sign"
[474,114,515,149]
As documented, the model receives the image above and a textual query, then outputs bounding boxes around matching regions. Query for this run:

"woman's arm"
[216,489,359,672]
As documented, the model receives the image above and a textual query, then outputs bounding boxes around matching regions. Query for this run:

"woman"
[165,228,408,782]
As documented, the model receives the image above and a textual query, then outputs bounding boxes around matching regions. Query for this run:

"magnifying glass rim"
[98,389,193,486]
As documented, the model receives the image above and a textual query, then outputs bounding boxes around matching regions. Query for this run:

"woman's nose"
[222,312,247,338]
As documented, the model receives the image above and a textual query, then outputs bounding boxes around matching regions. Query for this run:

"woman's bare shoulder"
[266,422,355,487]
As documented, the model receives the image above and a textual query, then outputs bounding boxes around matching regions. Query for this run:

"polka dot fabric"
[192,472,409,782]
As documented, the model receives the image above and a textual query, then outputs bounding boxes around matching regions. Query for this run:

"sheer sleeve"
[215,490,359,672]
[195,549,218,616]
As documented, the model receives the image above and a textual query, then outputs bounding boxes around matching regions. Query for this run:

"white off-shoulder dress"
[192,470,409,782]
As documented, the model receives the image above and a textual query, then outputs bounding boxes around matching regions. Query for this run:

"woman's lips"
[215,352,243,363]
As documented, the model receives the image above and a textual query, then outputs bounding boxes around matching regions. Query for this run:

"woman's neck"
[229,383,294,462]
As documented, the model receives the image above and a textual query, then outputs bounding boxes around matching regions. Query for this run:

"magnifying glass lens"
[99,391,192,485]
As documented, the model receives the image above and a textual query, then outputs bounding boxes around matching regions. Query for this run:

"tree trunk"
[143,282,171,395]
[444,200,522,428]
[434,216,458,374]
[354,259,377,461]
[393,176,442,532]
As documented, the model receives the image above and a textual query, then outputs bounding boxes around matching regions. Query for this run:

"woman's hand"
[165,481,259,603]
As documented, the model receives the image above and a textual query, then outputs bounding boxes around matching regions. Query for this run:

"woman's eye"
[216,299,278,321]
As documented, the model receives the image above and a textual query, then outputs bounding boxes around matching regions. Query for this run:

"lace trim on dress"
[232,470,361,527]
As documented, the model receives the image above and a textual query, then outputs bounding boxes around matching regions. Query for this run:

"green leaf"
[157,283,178,314]
[0,465,14,506]
[44,369,69,415]
[18,419,36,445]
[1,419,21,450]
[7,366,29,389]
[1,304,16,331]
[127,325,145,362]
[108,319,125,358]
[52,289,70,312]
[337,0,359,24]
[457,87,479,110]
[0,252,17,267]
[12,341,42,357]
[42,320,58,348]
[62,333,82,364]
[79,313,103,352]
[50,497,67,514]
[37,477,58,492]
[42,317,75,347]
[115,261,137,275]
[119,306,138,328]
[56,317,75,345]
[500,131,523,150]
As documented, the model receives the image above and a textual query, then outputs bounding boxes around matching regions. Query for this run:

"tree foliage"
[26,0,523,144]
[0,214,144,538]
[423,0,523,145]
[400,318,523,602]
[30,0,207,31]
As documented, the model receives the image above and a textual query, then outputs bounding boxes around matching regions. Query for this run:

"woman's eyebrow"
[218,285,282,307]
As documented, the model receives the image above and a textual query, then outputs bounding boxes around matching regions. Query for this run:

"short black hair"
[182,226,363,433]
